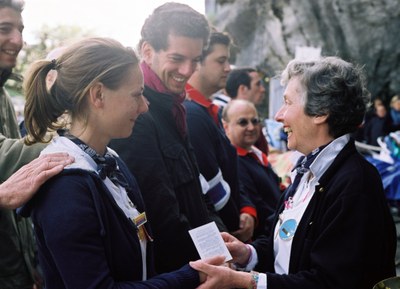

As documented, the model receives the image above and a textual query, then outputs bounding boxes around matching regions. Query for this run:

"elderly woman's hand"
[0,153,74,209]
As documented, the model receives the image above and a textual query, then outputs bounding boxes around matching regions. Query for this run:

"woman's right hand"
[190,258,253,289]
[193,255,225,284]
[221,232,251,266]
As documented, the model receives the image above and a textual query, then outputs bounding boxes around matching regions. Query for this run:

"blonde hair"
[24,37,139,144]
[390,95,400,107]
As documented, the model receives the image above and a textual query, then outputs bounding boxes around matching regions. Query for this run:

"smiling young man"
[214,67,270,155]
[0,0,23,138]
[184,31,257,242]
[0,1,42,288]
[0,2,76,288]
[109,3,224,274]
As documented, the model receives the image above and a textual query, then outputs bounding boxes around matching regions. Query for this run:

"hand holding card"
[189,221,232,262]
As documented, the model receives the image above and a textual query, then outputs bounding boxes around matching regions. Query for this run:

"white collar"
[41,136,119,173]
[309,134,350,180]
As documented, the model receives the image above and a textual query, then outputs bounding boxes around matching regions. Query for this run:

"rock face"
[207,0,400,103]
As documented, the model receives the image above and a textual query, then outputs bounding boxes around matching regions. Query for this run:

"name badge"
[132,212,152,242]
[279,219,297,241]
[133,212,147,228]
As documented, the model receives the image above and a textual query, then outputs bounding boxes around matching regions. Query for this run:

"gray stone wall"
[208,0,400,102]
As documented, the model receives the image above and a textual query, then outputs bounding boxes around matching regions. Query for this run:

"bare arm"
[0,153,74,209]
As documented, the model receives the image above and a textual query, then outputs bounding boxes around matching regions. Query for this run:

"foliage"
[6,24,95,95]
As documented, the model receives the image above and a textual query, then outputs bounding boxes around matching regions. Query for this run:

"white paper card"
[189,221,232,262]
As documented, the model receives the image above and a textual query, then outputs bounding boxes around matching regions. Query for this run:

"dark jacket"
[252,139,396,289]
[19,157,199,289]
[236,154,281,238]
[384,111,400,135]
[184,99,256,232]
[109,86,222,273]
[363,114,388,146]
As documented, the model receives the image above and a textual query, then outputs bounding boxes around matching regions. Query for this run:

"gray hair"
[281,56,370,138]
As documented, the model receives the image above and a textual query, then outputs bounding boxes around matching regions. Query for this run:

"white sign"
[295,46,321,61]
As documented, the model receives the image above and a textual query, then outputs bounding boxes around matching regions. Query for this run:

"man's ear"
[237,84,248,98]
[222,119,229,135]
[141,41,154,65]
[88,83,104,108]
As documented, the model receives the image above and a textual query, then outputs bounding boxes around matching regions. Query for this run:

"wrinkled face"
[0,7,23,70]
[102,65,148,139]
[274,77,317,155]
[144,34,203,94]
[246,71,265,105]
[198,43,230,94]
[224,102,260,150]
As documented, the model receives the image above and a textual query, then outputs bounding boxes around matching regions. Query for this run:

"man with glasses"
[184,31,256,242]
[214,67,270,155]
[222,99,281,239]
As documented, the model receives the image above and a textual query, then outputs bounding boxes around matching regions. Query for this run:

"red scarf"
[140,62,187,138]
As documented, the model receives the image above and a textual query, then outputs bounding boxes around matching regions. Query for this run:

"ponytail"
[24,37,141,145]
[23,59,66,144]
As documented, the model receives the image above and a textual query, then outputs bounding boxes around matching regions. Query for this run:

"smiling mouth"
[284,127,292,135]
[2,49,19,56]
[172,75,185,83]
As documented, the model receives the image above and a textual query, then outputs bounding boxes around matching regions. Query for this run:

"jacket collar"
[185,83,213,108]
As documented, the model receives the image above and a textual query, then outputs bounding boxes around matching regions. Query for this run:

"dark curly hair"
[201,30,231,61]
[139,2,210,52]
[225,67,257,98]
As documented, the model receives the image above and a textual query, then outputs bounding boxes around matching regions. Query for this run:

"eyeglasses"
[236,117,261,127]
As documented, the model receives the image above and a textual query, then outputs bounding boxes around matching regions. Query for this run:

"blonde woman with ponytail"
[19,37,225,289]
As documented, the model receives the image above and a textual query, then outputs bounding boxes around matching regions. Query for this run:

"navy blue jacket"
[236,154,281,238]
[19,158,199,289]
[109,86,223,273]
[251,140,396,289]
[184,99,256,232]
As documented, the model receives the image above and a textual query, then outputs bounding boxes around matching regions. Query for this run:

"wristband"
[248,271,259,289]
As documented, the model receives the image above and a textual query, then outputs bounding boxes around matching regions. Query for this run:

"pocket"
[162,144,195,187]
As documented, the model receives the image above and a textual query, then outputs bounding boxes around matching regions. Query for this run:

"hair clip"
[50,59,59,70]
